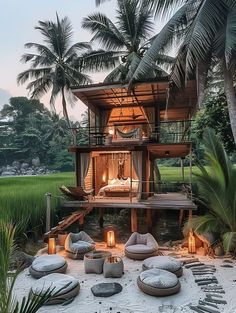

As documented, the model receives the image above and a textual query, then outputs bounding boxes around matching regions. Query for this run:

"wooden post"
[130,152,133,203]
[181,157,185,181]
[131,208,138,232]
[75,152,80,186]
[99,208,104,228]
[45,192,52,233]
[179,209,184,227]
[146,209,153,233]
[79,214,84,230]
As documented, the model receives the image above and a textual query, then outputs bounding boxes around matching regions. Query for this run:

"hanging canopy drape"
[132,151,142,200]
[79,153,91,188]
[117,127,140,138]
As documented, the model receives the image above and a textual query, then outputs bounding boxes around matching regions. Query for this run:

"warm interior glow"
[188,230,196,254]
[109,129,114,135]
[48,238,56,254]
[107,230,116,248]
[102,173,106,182]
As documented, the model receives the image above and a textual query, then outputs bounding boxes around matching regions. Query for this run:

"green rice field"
[0,167,199,234]
[0,172,75,233]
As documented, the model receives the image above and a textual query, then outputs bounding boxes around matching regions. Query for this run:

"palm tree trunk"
[61,88,76,145]
[223,63,236,144]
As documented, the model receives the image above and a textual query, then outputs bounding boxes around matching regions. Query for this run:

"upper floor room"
[71,78,197,148]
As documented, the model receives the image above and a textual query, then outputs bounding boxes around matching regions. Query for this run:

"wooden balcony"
[70,120,193,148]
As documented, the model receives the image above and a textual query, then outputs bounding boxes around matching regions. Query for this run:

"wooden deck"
[63,192,197,210]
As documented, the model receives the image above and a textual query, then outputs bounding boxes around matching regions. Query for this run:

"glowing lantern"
[107,230,116,248]
[188,230,196,254]
[48,238,56,254]
[102,173,106,182]
[109,129,114,135]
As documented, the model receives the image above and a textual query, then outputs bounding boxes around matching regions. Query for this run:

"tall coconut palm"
[129,0,236,145]
[17,14,92,138]
[83,0,174,83]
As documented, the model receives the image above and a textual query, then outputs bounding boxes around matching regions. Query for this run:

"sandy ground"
[14,243,236,313]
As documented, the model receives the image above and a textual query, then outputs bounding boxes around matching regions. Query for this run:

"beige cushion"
[31,255,66,272]
[143,256,182,275]
[139,268,178,289]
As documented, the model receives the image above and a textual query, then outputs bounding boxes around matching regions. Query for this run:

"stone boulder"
[12,161,21,170]
[32,157,40,167]
[21,162,29,170]
[91,283,122,297]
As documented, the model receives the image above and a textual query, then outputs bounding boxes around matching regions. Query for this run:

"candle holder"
[48,237,56,254]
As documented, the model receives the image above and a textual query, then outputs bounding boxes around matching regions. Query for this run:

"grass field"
[0,167,199,234]
[0,172,75,234]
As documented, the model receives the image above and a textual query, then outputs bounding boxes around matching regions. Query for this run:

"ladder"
[44,207,93,239]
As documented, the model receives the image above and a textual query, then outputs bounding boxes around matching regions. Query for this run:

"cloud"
[0,88,11,109]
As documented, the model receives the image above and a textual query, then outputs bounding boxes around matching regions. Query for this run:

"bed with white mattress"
[98,178,139,197]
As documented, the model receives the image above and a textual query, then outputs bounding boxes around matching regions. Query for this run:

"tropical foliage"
[17,14,92,132]
[191,129,236,253]
[126,0,236,144]
[0,221,54,313]
[193,92,235,153]
[0,97,88,170]
[82,0,174,82]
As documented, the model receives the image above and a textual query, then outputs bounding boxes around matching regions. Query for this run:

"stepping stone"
[220,264,234,268]
[91,282,122,297]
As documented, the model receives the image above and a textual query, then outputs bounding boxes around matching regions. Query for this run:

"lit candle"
[188,230,196,254]
[48,238,56,254]
[107,230,116,248]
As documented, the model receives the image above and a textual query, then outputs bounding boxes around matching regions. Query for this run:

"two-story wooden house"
[64,77,197,233]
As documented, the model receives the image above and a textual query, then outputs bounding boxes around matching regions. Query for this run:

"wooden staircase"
[44,207,93,239]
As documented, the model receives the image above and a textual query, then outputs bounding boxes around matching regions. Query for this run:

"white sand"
[14,243,236,313]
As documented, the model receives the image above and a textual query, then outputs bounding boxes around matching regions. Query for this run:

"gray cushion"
[65,231,95,255]
[137,268,181,297]
[124,232,158,260]
[31,255,66,272]
[139,269,178,289]
[143,256,183,277]
[126,244,156,254]
[31,273,80,305]
[125,232,158,251]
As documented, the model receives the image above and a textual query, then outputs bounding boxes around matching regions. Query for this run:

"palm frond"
[193,128,236,253]
[131,2,188,81]
[79,49,121,72]
[82,13,127,50]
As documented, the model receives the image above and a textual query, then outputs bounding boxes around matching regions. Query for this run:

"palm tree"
[17,14,92,138]
[129,0,236,145]
[190,129,236,254]
[82,0,174,83]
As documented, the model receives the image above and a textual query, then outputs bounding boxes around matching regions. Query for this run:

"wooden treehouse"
[46,78,198,238]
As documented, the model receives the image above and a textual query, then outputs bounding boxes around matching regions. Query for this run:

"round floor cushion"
[142,256,183,277]
[137,268,181,297]
[29,255,68,278]
[31,273,80,305]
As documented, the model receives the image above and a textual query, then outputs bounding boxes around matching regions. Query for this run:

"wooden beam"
[131,208,138,232]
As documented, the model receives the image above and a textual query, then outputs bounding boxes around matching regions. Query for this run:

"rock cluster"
[0,158,55,176]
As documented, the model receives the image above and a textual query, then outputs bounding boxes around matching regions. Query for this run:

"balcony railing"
[71,120,192,147]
